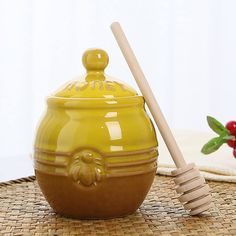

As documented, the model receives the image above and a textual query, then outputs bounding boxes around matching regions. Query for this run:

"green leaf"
[207,116,229,135]
[222,134,234,141]
[201,136,225,154]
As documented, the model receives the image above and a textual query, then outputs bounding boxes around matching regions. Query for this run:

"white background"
[0,0,236,180]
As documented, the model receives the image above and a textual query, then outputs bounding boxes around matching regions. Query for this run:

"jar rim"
[47,95,144,109]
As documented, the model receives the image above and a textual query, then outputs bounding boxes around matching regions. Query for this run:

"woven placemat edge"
[0,175,36,187]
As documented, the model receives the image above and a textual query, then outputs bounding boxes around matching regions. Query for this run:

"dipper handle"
[111,22,186,168]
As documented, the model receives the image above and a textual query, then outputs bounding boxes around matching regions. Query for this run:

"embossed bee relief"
[69,150,104,187]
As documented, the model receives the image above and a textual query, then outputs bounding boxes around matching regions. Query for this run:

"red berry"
[227,138,236,148]
[233,148,236,158]
[226,121,236,136]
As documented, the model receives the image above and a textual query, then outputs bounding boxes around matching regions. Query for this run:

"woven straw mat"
[0,175,235,236]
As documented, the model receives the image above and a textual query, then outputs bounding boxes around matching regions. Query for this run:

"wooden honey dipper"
[111,22,212,215]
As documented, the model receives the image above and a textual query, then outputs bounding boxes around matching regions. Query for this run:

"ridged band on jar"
[34,147,158,187]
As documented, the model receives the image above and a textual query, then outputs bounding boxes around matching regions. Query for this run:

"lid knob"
[82,48,109,72]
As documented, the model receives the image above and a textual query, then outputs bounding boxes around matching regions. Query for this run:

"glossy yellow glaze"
[34,49,158,218]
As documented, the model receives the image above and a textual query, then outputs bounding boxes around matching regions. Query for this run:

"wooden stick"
[111,22,186,168]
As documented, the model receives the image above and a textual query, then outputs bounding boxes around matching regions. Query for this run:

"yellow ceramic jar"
[34,48,158,219]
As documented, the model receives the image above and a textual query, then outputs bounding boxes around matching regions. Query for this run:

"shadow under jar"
[34,48,158,219]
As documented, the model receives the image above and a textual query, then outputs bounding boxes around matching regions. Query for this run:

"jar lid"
[53,48,137,98]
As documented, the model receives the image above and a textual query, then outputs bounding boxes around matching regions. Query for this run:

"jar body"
[34,96,158,219]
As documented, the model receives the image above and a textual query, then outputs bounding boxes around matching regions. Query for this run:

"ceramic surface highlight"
[34,48,158,219]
